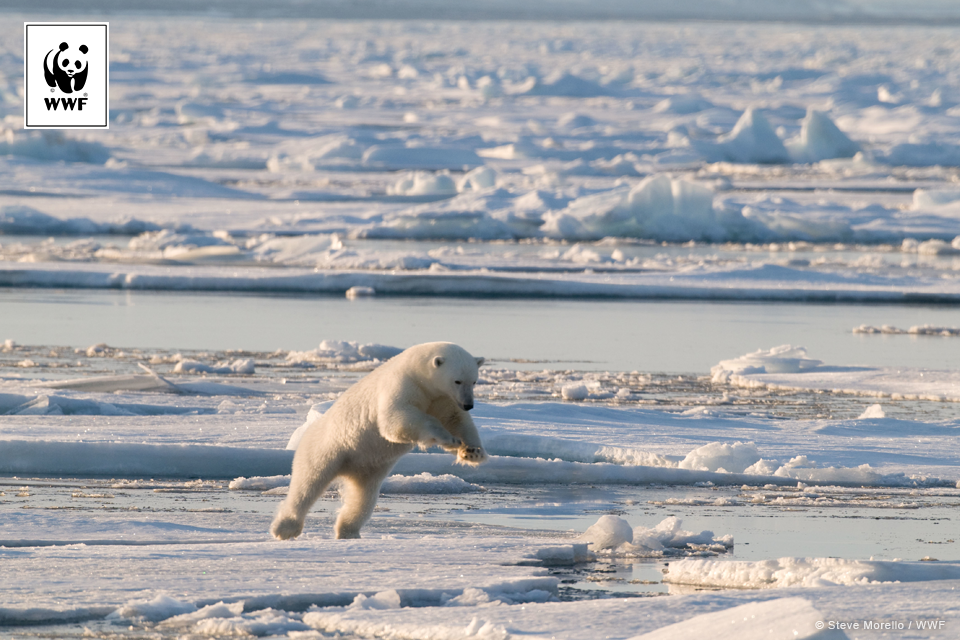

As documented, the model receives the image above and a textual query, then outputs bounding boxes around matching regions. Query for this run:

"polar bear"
[271,342,487,540]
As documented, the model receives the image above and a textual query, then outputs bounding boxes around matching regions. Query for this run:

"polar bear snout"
[456,384,476,412]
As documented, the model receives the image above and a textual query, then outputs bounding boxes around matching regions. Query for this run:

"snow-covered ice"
[663,556,960,589]
[4,6,960,639]
[3,18,960,301]
[3,347,960,636]
[713,344,960,402]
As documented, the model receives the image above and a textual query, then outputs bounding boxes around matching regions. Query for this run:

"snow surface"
[4,20,960,301]
[3,384,959,485]
[3,353,960,636]
[630,597,847,640]
[4,11,960,639]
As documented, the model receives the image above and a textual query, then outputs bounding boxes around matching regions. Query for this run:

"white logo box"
[24,22,109,129]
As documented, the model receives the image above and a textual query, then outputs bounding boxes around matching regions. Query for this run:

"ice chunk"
[458,166,498,191]
[193,609,310,636]
[712,345,822,382]
[580,515,732,555]
[107,594,196,622]
[229,475,292,491]
[345,286,376,299]
[580,515,634,550]
[476,75,502,98]
[634,516,731,550]
[173,358,255,375]
[678,442,761,474]
[560,384,589,401]
[380,472,483,494]
[162,601,244,626]
[858,404,885,419]
[348,590,402,611]
[786,109,860,163]
[286,340,403,367]
[542,174,744,242]
[629,597,847,640]
[713,108,790,164]
[387,171,458,196]
[743,459,781,475]
[917,239,960,255]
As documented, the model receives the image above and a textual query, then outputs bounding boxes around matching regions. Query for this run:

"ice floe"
[663,556,960,589]
[713,344,960,402]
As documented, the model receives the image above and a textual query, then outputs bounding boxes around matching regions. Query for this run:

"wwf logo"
[44,42,89,94]
[24,21,109,129]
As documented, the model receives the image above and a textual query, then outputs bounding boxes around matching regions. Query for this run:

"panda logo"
[43,42,89,94]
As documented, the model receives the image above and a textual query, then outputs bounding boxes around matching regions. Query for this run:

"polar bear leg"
[379,405,463,449]
[270,458,342,540]
[333,470,388,539]
[439,411,488,466]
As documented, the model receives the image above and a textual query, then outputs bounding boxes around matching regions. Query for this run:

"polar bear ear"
[433,356,445,367]
[475,357,485,367]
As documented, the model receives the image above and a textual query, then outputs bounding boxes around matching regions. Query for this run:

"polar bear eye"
[454,380,462,385]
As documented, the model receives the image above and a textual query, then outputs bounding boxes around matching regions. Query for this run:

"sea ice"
[629,597,846,640]
[173,358,255,375]
[711,345,824,382]
[786,109,860,163]
[286,340,404,367]
[662,556,960,589]
[707,108,791,164]
[579,515,732,556]
[713,344,960,402]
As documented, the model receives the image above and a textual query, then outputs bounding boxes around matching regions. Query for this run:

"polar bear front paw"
[457,445,488,466]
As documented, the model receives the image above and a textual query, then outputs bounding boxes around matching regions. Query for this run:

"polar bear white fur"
[271,342,487,540]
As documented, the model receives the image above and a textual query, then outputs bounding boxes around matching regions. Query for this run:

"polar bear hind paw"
[270,515,304,540]
[457,446,488,466]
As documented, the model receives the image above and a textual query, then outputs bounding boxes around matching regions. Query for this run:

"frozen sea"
[3,4,960,639]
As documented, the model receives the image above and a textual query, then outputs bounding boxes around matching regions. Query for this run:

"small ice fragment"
[346,286,376,299]
[561,384,589,401]
[678,441,761,473]
[348,590,401,610]
[85,343,109,357]
[580,515,633,550]
[858,404,885,419]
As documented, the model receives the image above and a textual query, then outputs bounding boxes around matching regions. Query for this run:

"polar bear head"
[419,342,484,411]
